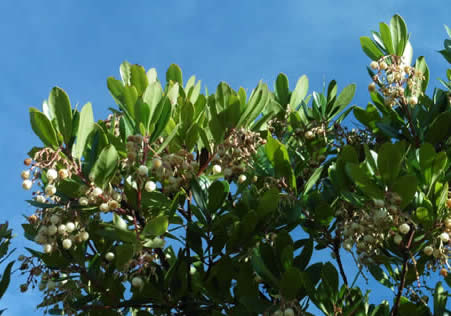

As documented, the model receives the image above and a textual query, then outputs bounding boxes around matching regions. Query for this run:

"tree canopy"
[14,14,451,316]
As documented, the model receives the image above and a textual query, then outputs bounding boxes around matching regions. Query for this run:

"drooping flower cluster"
[337,192,407,265]
[368,55,426,107]
[212,127,266,181]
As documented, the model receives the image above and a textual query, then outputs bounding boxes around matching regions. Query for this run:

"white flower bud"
[22,180,33,190]
[223,168,233,177]
[237,174,247,184]
[47,225,58,236]
[131,276,143,288]
[165,253,171,260]
[79,197,89,206]
[45,184,56,196]
[284,308,295,316]
[370,61,379,70]
[21,170,30,180]
[440,232,450,243]
[50,215,60,225]
[212,164,222,175]
[152,158,163,169]
[92,187,103,197]
[43,244,52,254]
[112,191,122,202]
[58,224,66,235]
[35,195,46,203]
[58,169,69,180]
[137,165,148,176]
[66,222,75,233]
[374,199,385,208]
[304,131,315,140]
[100,203,109,212]
[80,231,89,241]
[189,266,197,275]
[379,61,388,70]
[433,249,441,258]
[62,239,72,250]
[423,246,434,256]
[394,234,403,245]
[105,252,115,262]
[399,223,410,235]
[408,95,418,105]
[47,169,58,181]
[368,82,376,92]
[145,181,156,192]
[108,200,120,210]
[445,218,451,229]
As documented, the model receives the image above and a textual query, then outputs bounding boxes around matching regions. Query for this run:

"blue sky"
[1,0,450,314]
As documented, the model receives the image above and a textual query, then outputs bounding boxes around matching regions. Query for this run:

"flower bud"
[398,223,410,235]
[100,203,109,213]
[131,276,143,288]
[80,231,89,241]
[423,246,433,256]
[441,268,448,277]
[58,169,69,180]
[237,174,247,184]
[79,197,89,206]
[445,218,451,229]
[47,169,58,181]
[92,187,103,197]
[152,158,163,169]
[58,224,66,235]
[212,164,222,175]
[43,244,52,254]
[108,200,120,210]
[379,61,388,70]
[35,195,46,203]
[284,308,295,316]
[408,95,418,105]
[368,82,376,92]
[50,215,60,225]
[21,170,30,180]
[394,234,403,245]
[370,61,379,70]
[105,252,115,262]
[440,232,449,243]
[62,239,72,250]
[47,225,57,236]
[66,222,75,233]
[137,165,148,176]
[45,184,56,196]
[24,158,32,166]
[304,131,314,140]
[144,181,157,192]
[22,180,32,190]
[374,199,385,208]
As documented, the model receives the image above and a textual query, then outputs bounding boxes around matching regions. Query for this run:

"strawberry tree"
[17,14,451,316]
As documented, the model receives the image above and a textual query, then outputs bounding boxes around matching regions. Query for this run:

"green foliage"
[18,14,451,316]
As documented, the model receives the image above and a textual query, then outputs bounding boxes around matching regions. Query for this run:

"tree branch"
[391,229,416,316]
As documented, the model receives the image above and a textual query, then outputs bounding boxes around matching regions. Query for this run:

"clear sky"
[1,0,450,314]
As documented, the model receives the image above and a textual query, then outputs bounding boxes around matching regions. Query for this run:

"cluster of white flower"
[368,55,425,107]
[126,133,200,192]
[211,128,265,182]
[76,185,122,215]
[422,209,451,275]
[34,213,89,253]
[337,192,406,265]
[105,113,120,137]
